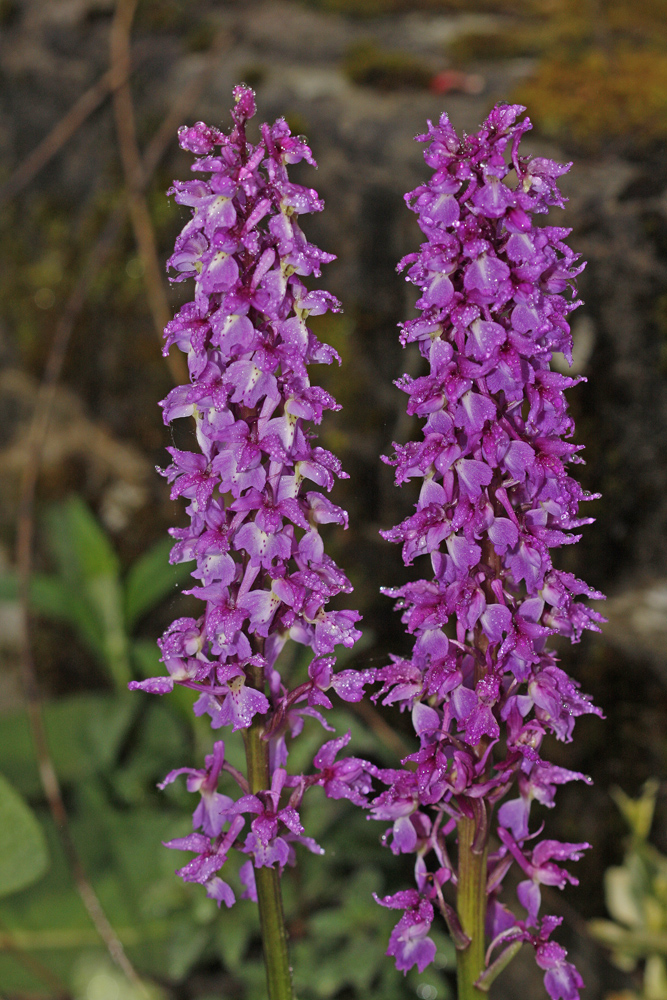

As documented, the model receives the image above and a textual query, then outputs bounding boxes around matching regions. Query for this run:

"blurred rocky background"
[1,1,667,998]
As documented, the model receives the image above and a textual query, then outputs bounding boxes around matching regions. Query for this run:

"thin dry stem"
[351,698,411,759]
[15,211,145,991]
[13,15,231,990]
[110,0,187,385]
[141,27,234,182]
[0,68,127,205]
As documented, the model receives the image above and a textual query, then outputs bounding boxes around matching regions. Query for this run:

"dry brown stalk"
[110,0,187,385]
[351,698,411,759]
[15,209,147,992]
[0,68,126,206]
[140,26,234,183]
[12,9,236,992]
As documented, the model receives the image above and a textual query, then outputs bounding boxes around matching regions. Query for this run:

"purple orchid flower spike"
[129,85,375,998]
[372,104,604,1000]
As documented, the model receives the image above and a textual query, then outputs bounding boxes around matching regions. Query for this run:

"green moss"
[343,41,432,91]
[446,0,667,151]
[514,46,667,151]
[447,27,546,66]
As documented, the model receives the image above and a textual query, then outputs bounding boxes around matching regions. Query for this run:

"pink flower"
[373,103,603,988]
[131,85,373,906]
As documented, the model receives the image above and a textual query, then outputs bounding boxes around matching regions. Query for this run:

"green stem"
[456,813,489,1000]
[243,666,295,1000]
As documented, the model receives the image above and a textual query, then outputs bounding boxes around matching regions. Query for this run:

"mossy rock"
[514,46,667,152]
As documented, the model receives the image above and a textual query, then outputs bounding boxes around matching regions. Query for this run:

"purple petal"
[128,677,174,695]
[206,877,236,908]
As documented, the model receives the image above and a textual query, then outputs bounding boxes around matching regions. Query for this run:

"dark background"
[1,1,666,998]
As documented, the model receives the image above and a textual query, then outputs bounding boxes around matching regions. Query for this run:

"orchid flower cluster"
[368,105,605,999]
[131,87,604,1000]
[129,85,375,911]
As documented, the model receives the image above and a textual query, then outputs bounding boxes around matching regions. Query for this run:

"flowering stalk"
[129,86,375,998]
[371,104,605,1000]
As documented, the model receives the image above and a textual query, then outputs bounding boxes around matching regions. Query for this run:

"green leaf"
[111,702,189,805]
[86,574,131,689]
[215,909,255,969]
[588,919,667,959]
[131,638,162,677]
[165,920,211,981]
[605,864,644,928]
[30,573,81,621]
[0,571,91,627]
[72,954,168,1000]
[131,640,199,726]
[44,496,120,586]
[0,569,113,679]
[0,694,135,796]
[0,807,184,992]
[124,536,193,631]
[43,498,131,687]
[0,572,18,602]
[0,773,49,897]
[612,779,660,842]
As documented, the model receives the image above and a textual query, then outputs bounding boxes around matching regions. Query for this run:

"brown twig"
[351,698,412,760]
[141,28,233,183]
[0,69,125,206]
[12,12,232,992]
[15,208,147,992]
[110,0,187,385]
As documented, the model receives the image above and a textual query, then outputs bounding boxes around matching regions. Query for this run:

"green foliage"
[0,496,192,691]
[343,41,433,90]
[0,793,193,994]
[71,954,167,1000]
[0,494,455,996]
[0,773,49,897]
[124,535,189,632]
[0,694,135,797]
[292,865,454,998]
[0,691,456,997]
[589,780,667,1000]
